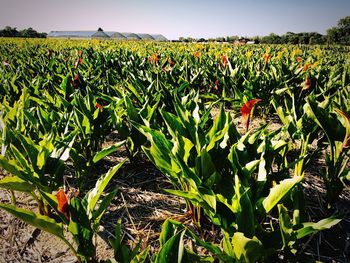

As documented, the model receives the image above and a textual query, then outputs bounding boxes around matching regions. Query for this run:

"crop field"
[0,38,349,262]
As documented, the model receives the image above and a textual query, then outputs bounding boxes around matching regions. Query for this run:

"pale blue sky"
[0,0,349,40]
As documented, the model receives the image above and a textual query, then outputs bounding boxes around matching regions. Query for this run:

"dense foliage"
[183,16,350,45]
[0,26,47,38]
[0,38,349,262]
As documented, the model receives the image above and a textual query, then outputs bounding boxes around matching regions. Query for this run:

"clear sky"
[0,0,349,40]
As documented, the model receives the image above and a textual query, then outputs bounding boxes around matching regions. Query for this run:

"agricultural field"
[0,38,349,262]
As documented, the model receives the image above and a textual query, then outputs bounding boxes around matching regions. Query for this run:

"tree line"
[0,26,47,38]
[179,16,350,45]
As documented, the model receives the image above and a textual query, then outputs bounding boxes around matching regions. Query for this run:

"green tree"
[226,35,239,43]
[326,16,350,44]
[19,27,39,38]
[0,26,19,37]
[261,33,282,44]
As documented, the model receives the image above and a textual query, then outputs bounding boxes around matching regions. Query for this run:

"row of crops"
[0,38,349,262]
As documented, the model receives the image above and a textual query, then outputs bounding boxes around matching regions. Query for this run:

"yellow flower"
[277,51,283,60]
[245,51,253,59]
[291,47,302,58]
[313,61,320,68]
[313,48,321,59]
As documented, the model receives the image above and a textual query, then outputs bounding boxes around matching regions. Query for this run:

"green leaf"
[0,176,35,192]
[159,219,184,246]
[236,189,255,238]
[304,96,345,144]
[232,232,264,263]
[9,144,31,172]
[92,189,118,221]
[68,197,95,258]
[278,204,295,249]
[222,232,234,257]
[296,217,342,239]
[155,229,185,263]
[60,74,74,98]
[93,140,125,163]
[172,135,193,164]
[84,160,126,217]
[198,149,216,182]
[0,203,64,239]
[0,156,24,177]
[126,82,144,104]
[130,246,149,263]
[15,132,39,169]
[110,219,122,255]
[160,110,187,139]
[262,176,303,213]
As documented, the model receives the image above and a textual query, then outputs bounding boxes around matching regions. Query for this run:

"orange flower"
[302,77,312,90]
[240,99,262,131]
[193,51,201,60]
[78,50,83,56]
[296,57,302,63]
[263,53,271,63]
[56,189,70,220]
[222,55,229,67]
[303,63,312,71]
[148,53,159,64]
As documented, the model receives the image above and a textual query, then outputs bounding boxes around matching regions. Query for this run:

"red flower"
[75,57,83,68]
[73,74,80,89]
[214,79,219,93]
[96,102,103,111]
[56,189,70,220]
[240,99,262,131]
